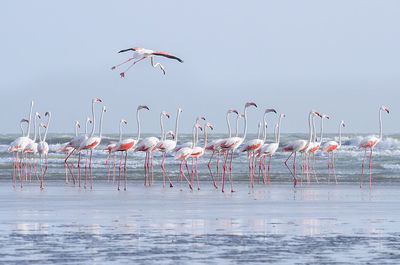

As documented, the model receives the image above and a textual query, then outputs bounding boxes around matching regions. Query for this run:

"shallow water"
[1,181,400,264]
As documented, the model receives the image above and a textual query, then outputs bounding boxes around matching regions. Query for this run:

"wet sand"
[0,180,399,264]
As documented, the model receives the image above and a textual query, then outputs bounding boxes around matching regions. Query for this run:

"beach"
[1,180,399,264]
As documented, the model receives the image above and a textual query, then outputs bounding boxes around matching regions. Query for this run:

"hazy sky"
[1,0,399,135]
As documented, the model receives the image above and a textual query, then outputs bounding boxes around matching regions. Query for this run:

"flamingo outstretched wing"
[152,51,184,63]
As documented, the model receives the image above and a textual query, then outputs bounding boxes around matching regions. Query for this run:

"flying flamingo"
[359,106,389,188]
[113,105,149,190]
[155,108,183,188]
[306,114,329,184]
[258,113,286,184]
[174,124,203,191]
[24,112,41,183]
[112,46,184,77]
[190,122,214,190]
[206,109,238,189]
[219,102,257,192]
[37,112,51,189]
[77,105,106,189]
[282,110,320,187]
[322,120,345,184]
[241,109,277,187]
[66,99,101,187]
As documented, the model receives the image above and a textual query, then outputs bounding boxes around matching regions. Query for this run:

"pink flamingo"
[322,120,345,184]
[206,109,238,189]
[37,112,51,189]
[112,105,149,190]
[174,124,203,191]
[241,109,276,187]
[155,108,183,188]
[65,99,101,186]
[77,106,106,189]
[190,122,214,190]
[23,112,41,183]
[112,46,183,77]
[359,106,389,188]
[282,110,320,187]
[104,142,117,182]
[219,102,257,192]
[306,114,329,184]
[9,118,30,187]
[57,120,80,184]
[258,113,286,184]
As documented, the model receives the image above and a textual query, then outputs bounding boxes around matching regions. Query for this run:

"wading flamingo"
[57,120,80,184]
[65,99,101,186]
[112,46,183,77]
[219,102,257,192]
[174,124,203,191]
[111,119,130,191]
[258,113,286,184]
[24,112,41,183]
[322,120,345,184]
[37,112,51,189]
[241,109,277,188]
[155,108,183,188]
[77,106,106,189]
[114,105,149,190]
[282,110,320,187]
[359,106,389,188]
[206,109,238,189]
[190,122,214,190]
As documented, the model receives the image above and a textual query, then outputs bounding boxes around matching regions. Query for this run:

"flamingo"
[65,99,101,186]
[57,120,81,184]
[24,112,41,183]
[134,108,165,187]
[9,118,29,187]
[190,122,214,190]
[173,116,206,152]
[112,46,184,77]
[104,142,117,182]
[155,108,183,188]
[240,108,276,188]
[77,106,106,189]
[219,102,257,192]
[113,105,149,190]
[37,112,51,189]
[282,110,320,187]
[306,114,329,184]
[174,124,203,191]
[258,113,286,184]
[206,109,238,189]
[110,119,130,191]
[322,120,345,184]
[359,106,389,188]
[9,100,34,187]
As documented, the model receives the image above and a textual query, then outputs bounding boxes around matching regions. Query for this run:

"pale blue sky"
[1,0,399,135]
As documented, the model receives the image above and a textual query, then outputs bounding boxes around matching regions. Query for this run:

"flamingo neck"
[379,108,383,140]
[318,117,325,144]
[85,119,90,135]
[90,101,96,137]
[307,112,313,144]
[338,123,343,148]
[20,122,25,136]
[27,101,34,138]
[277,116,283,144]
[174,110,181,143]
[243,106,249,140]
[235,115,240,137]
[257,122,261,140]
[39,125,43,142]
[43,113,51,142]
[274,125,278,143]
[191,124,196,147]
[98,110,105,138]
[33,115,38,142]
[226,111,232,138]
[203,127,208,149]
[160,113,165,141]
[262,113,268,142]
[119,121,123,141]
[136,108,141,141]
[75,123,78,137]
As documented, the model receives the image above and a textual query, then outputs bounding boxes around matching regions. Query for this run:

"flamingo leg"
[161,153,173,188]
[181,160,193,190]
[39,155,43,189]
[360,149,367,188]
[293,152,297,187]
[33,153,39,183]
[369,149,373,189]
[119,57,146,78]
[191,158,194,185]
[12,152,16,188]
[216,152,221,188]
[89,150,93,190]
[28,153,32,182]
[118,151,123,190]
[71,151,76,185]
[221,153,229,193]
[113,153,116,182]
[64,153,69,184]
[332,152,338,185]
[106,152,111,182]
[124,151,128,191]
[150,152,154,186]
[327,152,331,183]
[229,151,235,192]
[84,150,88,189]
[267,156,272,185]
[284,152,294,178]
[313,152,319,184]
[41,154,48,189]
[207,151,217,188]
[195,157,200,190]
[64,148,76,184]
[248,155,252,188]
[77,152,81,188]
[144,152,148,186]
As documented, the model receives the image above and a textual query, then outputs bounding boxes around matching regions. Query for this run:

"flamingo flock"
[8,100,390,191]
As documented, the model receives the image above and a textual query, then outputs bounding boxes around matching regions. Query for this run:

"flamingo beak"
[40,123,47,128]
[200,116,205,120]
[209,124,214,130]
[141,105,149,110]
[266,108,277,113]
[78,123,81,128]
[21,119,29,123]
[166,113,170,118]
[282,114,286,118]
[118,48,134,53]
[233,110,239,115]
[94,98,102,102]
[246,102,257,108]
[385,108,389,113]
[45,112,50,116]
